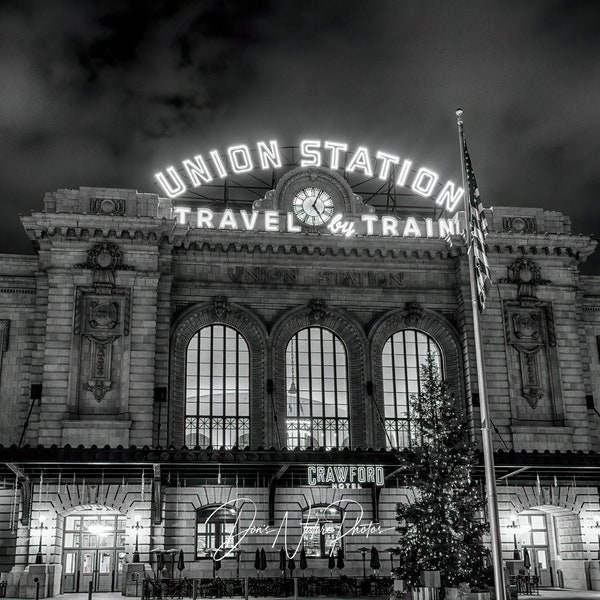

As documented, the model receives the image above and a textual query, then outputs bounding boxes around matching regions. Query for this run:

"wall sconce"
[131,514,143,563]
[35,516,48,564]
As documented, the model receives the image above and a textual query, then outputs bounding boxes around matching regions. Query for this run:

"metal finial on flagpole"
[456,108,464,124]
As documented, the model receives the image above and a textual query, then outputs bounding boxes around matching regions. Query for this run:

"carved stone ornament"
[88,300,119,331]
[512,313,541,341]
[309,299,326,322]
[402,301,424,327]
[211,296,229,319]
[503,257,545,286]
[90,197,126,216]
[502,216,536,234]
[85,335,115,402]
[500,257,549,302]
[87,379,113,402]
[505,304,549,409]
[79,242,125,271]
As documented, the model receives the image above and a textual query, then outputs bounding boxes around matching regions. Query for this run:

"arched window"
[286,327,350,449]
[196,505,238,558]
[382,329,442,449]
[302,505,343,557]
[185,325,250,449]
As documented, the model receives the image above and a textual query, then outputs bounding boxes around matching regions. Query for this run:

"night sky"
[2,1,599,272]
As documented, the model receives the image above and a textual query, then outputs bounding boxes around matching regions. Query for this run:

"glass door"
[62,511,127,593]
[519,512,551,586]
[80,551,96,592]
[63,551,78,592]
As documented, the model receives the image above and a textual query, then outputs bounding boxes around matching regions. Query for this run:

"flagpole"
[455,109,506,600]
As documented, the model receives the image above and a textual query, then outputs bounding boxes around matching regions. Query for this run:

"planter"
[420,570,441,587]
[444,588,459,600]
[394,580,406,591]
[469,593,491,600]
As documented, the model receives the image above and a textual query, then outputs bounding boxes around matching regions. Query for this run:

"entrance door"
[63,551,78,592]
[62,511,127,593]
[519,513,552,586]
[80,550,96,592]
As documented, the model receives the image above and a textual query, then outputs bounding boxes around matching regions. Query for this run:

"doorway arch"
[61,506,127,593]
[514,505,587,589]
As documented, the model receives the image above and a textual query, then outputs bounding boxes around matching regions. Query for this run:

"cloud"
[0,0,597,269]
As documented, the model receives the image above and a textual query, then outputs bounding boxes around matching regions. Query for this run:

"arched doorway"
[62,507,127,593]
[515,505,586,588]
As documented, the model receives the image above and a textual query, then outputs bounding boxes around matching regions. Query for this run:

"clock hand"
[312,192,324,211]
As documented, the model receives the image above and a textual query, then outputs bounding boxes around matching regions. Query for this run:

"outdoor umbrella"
[336,548,345,572]
[279,548,287,577]
[260,547,267,574]
[369,546,380,576]
[177,549,185,578]
[157,551,165,579]
[288,555,296,577]
[299,548,308,576]
[328,551,335,577]
[523,546,531,571]
[166,548,178,578]
[254,549,261,575]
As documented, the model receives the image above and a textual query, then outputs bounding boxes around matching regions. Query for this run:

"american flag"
[464,141,492,311]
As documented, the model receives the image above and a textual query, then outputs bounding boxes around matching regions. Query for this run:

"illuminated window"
[196,506,237,559]
[302,505,343,558]
[286,327,350,449]
[185,325,250,449]
[382,329,442,449]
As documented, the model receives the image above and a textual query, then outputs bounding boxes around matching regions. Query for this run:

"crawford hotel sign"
[155,139,465,238]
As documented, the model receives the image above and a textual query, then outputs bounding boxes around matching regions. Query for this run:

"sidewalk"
[4,591,600,600]
[4,590,600,600]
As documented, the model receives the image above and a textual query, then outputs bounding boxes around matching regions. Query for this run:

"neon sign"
[170,207,461,239]
[307,465,385,488]
[155,139,464,212]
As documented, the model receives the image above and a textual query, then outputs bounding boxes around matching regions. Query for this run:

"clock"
[292,187,335,226]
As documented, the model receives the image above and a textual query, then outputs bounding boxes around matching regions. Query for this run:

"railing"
[143,575,393,599]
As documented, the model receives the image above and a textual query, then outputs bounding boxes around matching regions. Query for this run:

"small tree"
[394,355,491,588]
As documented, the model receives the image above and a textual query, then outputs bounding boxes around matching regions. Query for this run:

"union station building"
[0,147,598,596]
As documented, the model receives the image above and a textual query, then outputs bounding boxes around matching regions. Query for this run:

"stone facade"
[0,181,598,595]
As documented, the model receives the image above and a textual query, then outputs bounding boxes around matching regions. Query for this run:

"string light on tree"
[394,355,491,589]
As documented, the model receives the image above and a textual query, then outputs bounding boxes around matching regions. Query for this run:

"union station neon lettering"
[171,208,460,238]
[156,139,464,212]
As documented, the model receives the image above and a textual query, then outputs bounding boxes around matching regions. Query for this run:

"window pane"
[383,329,443,450]
[185,325,250,450]
[286,328,349,449]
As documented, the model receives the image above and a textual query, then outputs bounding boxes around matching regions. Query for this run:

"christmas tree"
[394,355,491,588]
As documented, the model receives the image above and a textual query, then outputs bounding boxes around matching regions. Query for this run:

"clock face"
[292,187,335,226]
